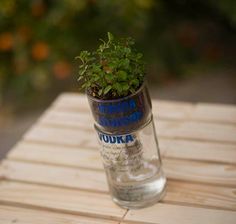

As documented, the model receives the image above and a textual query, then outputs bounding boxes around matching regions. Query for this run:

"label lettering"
[98,133,134,144]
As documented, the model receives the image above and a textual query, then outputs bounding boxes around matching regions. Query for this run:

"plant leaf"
[119,58,129,69]
[113,83,122,94]
[98,89,103,96]
[93,74,100,81]
[105,73,114,82]
[117,70,127,81]
[130,78,139,87]
[108,32,114,42]
[104,85,112,95]
[121,83,129,91]
[77,76,83,81]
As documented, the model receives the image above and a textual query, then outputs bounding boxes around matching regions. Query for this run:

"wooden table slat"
[23,125,96,147]
[8,142,103,169]
[123,203,236,224]
[193,103,236,124]
[164,181,236,211]
[0,205,118,224]
[160,139,236,165]
[0,160,108,192]
[156,120,236,144]
[164,159,236,187]
[0,181,126,220]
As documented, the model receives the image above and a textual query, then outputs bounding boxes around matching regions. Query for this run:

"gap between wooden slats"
[7,145,236,187]
[0,205,118,224]
[0,181,126,220]
[0,160,236,211]
[122,203,236,224]
[52,93,236,124]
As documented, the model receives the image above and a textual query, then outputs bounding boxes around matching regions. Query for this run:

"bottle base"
[111,178,167,209]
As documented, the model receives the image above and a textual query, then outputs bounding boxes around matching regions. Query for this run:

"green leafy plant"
[76,32,145,99]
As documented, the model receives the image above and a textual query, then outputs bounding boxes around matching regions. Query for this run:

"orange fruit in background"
[0,32,14,51]
[31,42,49,61]
[53,61,72,80]
[31,0,46,17]
[17,26,32,43]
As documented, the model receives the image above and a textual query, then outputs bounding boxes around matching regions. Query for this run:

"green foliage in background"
[0,0,235,106]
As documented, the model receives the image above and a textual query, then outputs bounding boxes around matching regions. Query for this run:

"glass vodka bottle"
[87,83,166,209]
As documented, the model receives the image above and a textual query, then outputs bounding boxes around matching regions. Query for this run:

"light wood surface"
[123,203,236,224]
[0,205,118,224]
[1,92,236,223]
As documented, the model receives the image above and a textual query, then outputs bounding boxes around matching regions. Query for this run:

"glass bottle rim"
[94,115,153,135]
[86,80,147,103]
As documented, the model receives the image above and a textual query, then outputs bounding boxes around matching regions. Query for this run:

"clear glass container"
[95,117,166,209]
[87,83,166,209]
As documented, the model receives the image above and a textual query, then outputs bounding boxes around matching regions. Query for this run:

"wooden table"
[0,93,236,224]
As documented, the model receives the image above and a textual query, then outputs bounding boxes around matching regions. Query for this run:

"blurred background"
[0,0,236,158]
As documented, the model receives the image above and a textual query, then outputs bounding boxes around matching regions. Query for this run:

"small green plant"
[76,32,145,99]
